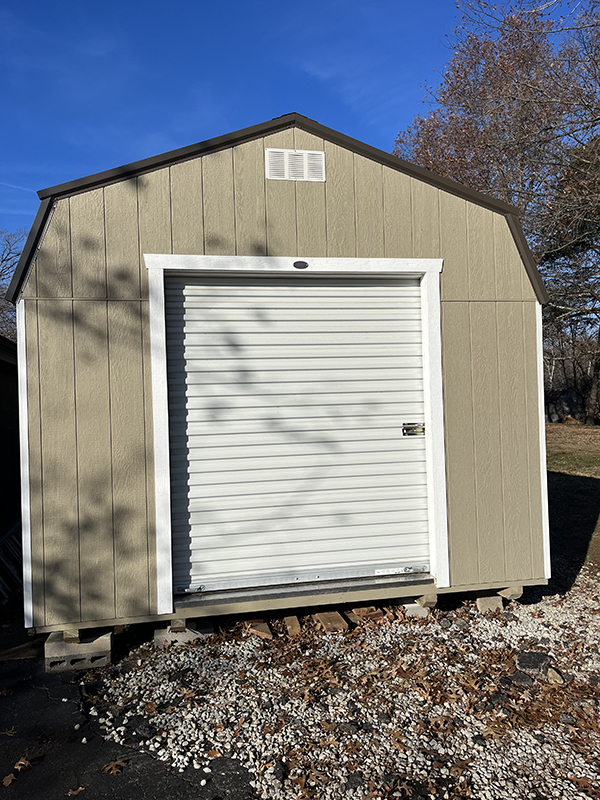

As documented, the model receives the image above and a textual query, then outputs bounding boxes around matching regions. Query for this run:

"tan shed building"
[7,113,550,634]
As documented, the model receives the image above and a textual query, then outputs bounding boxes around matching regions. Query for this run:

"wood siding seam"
[200,156,206,256]
[141,300,152,614]
[231,149,238,256]
[135,178,142,298]
[102,189,108,299]
[408,178,414,257]
[68,199,74,298]
[71,301,82,622]
[495,302,509,578]
[168,168,173,255]
[106,300,117,616]
[467,302,481,582]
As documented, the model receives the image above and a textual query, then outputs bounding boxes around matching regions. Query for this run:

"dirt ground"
[546,422,600,569]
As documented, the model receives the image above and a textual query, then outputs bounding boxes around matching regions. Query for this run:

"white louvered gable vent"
[266,148,326,181]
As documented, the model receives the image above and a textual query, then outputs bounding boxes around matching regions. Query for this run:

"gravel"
[82,565,600,800]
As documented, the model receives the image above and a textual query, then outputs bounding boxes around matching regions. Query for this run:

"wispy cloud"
[0,182,36,193]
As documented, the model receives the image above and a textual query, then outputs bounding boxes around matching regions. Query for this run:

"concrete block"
[154,626,203,648]
[62,628,80,644]
[498,586,523,601]
[416,594,438,609]
[45,631,112,673]
[403,602,429,619]
[476,595,503,614]
[170,617,187,633]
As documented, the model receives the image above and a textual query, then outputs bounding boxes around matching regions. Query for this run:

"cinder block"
[476,595,503,614]
[498,586,523,601]
[403,602,429,619]
[45,631,112,673]
[154,626,203,648]
[416,594,438,609]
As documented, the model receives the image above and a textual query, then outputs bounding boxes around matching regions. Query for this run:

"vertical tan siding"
[202,149,235,255]
[73,300,115,620]
[294,129,327,257]
[36,200,72,298]
[25,301,44,622]
[70,190,106,298]
[383,169,412,258]
[264,130,297,256]
[170,159,204,256]
[233,139,267,256]
[20,130,546,626]
[37,300,80,625]
[354,155,384,258]
[440,302,479,585]
[105,179,141,299]
[324,141,356,256]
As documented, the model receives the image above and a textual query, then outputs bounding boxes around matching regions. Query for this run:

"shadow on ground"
[520,470,600,604]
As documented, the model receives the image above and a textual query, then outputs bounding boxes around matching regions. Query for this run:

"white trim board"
[536,303,551,579]
[17,300,34,627]
[144,255,450,600]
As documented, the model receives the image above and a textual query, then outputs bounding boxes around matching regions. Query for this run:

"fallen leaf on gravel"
[67,788,85,796]
[101,760,126,775]
[144,701,156,715]
[13,756,30,773]
[569,775,600,798]
[206,749,221,758]
[2,775,16,787]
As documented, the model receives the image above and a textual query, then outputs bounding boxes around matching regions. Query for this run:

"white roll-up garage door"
[166,275,430,594]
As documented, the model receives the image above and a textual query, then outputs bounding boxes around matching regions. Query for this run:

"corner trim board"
[148,268,174,614]
[144,254,450,603]
[17,300,33,627]
[536,303,551,578]
[421,270,450,587]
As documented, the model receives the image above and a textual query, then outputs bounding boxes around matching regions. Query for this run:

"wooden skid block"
[352,606,385,622]
[345,610,361,625]
[284,616,301,637]
[246,620,273,639]
[313,611,349,633]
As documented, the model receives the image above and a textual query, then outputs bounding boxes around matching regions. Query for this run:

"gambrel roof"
[6,113,549,304]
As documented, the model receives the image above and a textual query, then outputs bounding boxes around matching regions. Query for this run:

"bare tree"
[395,0,600,421]
[0,229,27,341]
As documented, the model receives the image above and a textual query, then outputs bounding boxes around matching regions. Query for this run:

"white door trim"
[145,255,449,610]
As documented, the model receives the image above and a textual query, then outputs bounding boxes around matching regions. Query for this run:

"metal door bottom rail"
[174,572,434,610]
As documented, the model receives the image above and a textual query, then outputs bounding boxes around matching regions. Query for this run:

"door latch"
[402,423,425,436]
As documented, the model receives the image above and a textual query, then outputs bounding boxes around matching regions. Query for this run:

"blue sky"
[0,0,461,233]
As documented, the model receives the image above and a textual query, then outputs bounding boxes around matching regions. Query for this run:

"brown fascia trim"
[8,113,547,303]
[506,215,549,304]
[5,198,55,304]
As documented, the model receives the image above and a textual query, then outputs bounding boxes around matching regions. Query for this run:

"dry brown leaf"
[207,749,222,758]
[101,760,126,775]
[144,701,156,715]
[2,774,16,787]
[13,757,30,772]
[67,788,85,796]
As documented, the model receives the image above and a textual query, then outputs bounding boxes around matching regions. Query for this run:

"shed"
[7,113,550,635]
